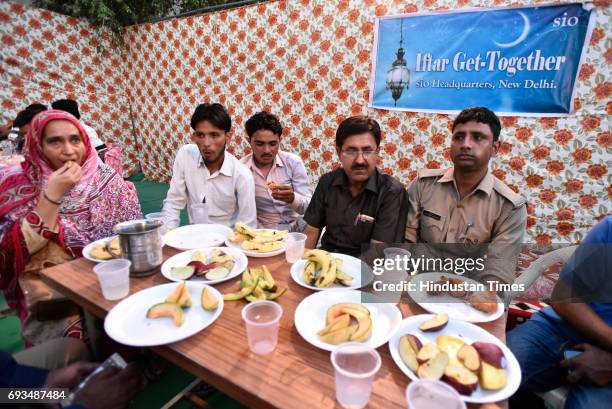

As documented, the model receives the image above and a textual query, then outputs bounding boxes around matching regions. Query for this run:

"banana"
[242,240,284,253]
[250,230,288,243]
[316,256,337,288]
[305,249,332,277]
[335,268,354,286]
[302,261,316,284]
[229,231,250,243]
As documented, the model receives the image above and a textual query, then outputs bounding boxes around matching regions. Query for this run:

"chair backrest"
[505,245,578,305]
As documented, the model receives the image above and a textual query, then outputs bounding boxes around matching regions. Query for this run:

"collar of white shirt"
[242,151,287,171]
[198,151,235,178]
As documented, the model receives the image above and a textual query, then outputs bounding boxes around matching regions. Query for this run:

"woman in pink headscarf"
[0,110,141,332]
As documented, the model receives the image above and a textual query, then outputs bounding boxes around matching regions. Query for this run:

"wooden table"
[41,247,507,409]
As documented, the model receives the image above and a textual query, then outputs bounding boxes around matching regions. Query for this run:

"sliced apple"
[404,334,423,352]
[326,303,369,324]
[472,342,506,369]
[201,287,218,311]
[479,361,507,390]
[317,313,350,336]
[146,302,185,326]
[399,336,419,371]
[171,266,195,280]
[457,344,481,372]
[443,364,479,395]
[187,260,216,276]
[416,351,449,380]
[416,342,440,364]
[437,335,465,366]
[419,313,449,332]
[319,323,358,345]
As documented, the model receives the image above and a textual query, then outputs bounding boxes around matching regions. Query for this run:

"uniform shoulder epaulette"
[492,177,527,208]
[416,168,447,179]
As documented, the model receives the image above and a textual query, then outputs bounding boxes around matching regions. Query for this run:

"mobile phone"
[563,349,582,360]
[61,353,127,407]
[563,349,582,372]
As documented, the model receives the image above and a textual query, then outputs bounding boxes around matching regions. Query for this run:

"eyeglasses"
[341,149,378,159]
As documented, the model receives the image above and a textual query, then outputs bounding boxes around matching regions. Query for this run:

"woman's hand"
[46,161,82,201]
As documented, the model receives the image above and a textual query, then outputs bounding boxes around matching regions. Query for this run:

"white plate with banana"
[225,222,286,258]
[163,224,232,251]
[161,247,248,284]
[83,236,120,262]
[290,250,373,291]
[294,289,402,352]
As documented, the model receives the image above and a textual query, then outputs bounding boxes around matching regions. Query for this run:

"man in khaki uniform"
[405,107,527,285]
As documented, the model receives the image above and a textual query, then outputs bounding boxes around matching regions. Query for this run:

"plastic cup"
[330,342,381,409]
[283,232,307,263]
[93,259,131,301]
[241,301,283,355]
[145,212,169,235]
[189,203,209,224]
[405,379,466,409]
[384,247,413,276]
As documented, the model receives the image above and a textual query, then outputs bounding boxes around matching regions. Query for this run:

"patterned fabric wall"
[123,0,610,244]
[1,1,609,243]
[0,2,140,176]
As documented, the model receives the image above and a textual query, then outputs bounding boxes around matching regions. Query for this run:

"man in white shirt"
[162,103,257,228]
[240,111,312,231]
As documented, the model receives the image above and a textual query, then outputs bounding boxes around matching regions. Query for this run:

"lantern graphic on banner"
[386,19,410,106]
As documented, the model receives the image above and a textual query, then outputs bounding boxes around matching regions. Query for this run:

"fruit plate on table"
[163,224,232,251]
[294,289,402,352]
[224,239,285,258]
[224,222,286,258]
[388,314,521,404]
[290,251,374,291]
[83,236,120,263]
[104,282,223,347]
[161,247,248,284]
[407,272,504,323]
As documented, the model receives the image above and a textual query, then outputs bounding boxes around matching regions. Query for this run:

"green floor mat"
[128,173,189,225]
[0,292,24,353]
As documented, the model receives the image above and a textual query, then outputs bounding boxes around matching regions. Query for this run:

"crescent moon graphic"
[494,12,530,48]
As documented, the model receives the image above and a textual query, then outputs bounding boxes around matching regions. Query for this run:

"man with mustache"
[404,107,527,285]
[162,103,257,228]
[240,111,312,230]
[303,116,408,256]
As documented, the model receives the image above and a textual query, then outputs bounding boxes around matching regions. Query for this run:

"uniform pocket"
[420,212,446,243]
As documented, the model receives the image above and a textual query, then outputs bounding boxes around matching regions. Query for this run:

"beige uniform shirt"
[405,168,527,284]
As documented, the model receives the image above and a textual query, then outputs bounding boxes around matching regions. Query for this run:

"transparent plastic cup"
[241,301,283,355]
[145,212,169,235]
[405,379,466,409]
[383,247,413,276]
[189,203,209,224]
[93,259,131,300]
[330,342,382,409]
[283,232,307,263]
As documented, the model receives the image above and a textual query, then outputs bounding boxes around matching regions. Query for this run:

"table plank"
[41,248,507,409]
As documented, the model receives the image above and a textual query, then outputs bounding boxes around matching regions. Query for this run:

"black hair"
[190,103,231,132]
[452,107,501,142]
[51,99,80,119]
[13,104,47,128]
[335,116,381,148]
[244,111,283,139]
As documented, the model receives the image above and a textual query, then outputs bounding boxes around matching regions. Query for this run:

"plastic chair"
[505,245,577,305]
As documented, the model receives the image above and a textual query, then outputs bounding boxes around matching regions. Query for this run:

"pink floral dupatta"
[0,110,142,313]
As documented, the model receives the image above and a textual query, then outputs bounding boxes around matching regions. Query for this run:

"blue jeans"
[507,309,612,409]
